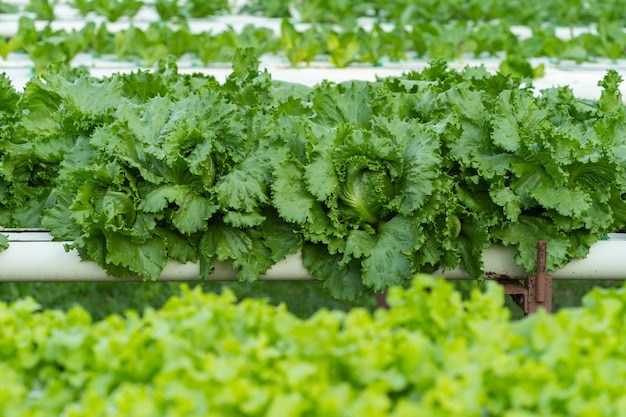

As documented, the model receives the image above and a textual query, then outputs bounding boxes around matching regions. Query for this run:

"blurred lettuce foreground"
[1,274,626,416]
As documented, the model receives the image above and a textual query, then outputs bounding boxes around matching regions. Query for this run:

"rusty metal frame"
[376,241,553,315]
[494,240,552,315]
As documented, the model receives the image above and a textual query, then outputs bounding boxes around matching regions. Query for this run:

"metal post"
[376,291,389,309]
[536,240,547,303]
[525,240,552,314]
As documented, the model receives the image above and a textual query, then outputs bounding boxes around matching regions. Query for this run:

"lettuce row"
[1,57,626,299]
[3,277,626,415]
[5,14,626,76]
[10,0,626,26]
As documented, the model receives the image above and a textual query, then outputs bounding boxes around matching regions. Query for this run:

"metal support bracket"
[495,240,552,316]
[376,291,390,309]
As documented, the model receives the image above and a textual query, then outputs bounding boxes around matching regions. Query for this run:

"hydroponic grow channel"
[1,230,626,282]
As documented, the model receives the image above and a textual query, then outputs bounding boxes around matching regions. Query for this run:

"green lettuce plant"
[2,276,626,415]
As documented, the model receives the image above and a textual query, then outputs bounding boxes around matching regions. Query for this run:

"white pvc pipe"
[548,234,626,280]
[437,234,626,280]
[2,231,626,281]
[434,244,527,280]
[0,230,312,282]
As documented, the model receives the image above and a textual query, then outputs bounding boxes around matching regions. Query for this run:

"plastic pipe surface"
[0,231,312,282]
[435,234,626,280]
[2,231,626,281]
